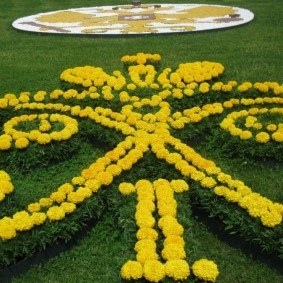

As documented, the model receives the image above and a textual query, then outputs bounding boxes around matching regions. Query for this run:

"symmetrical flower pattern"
[0,53,282,282]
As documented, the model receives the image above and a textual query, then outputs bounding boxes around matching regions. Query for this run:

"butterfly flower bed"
[0,53,282,282]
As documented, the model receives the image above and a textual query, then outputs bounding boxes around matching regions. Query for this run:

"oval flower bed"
[0,53,282,282]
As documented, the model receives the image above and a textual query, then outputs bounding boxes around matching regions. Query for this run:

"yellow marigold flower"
[67,191,85,203]
[170,120,185,129]
[143,260,165,283]
[260,210,282,228]
[13,211,34,231]
[214,186,229,196]
[253,122,263,130]
[9,98,19,106]
[117,157,134,170]
[15,137,29,149]
[255,132,270,143]
[95,171,113,186]
[266,124,277,132]
[159,219,184,237]
[223,101,233,108]
[162,244,186,260]
[136,211,155,228]
[134,239,157,252]
[190,171,206,181]
[136,200,155,213]
[225,190,242,203]
[60,202,76,214]
[120,260,143,280]
[183,88,194,96]
[0,98,8,109]
[50,191,66,203]
[136,249,158,265]
[272,131,283,142]
[0,137,11,150]
[240,130,252,140]
[28,130,40,141]
[57,183,74,195]
[170,179,189,193]
[200,177,217,189]
[199,82,210,93]
[85,179,101,192]
[165,259,190,280]
[106,164,122,176]
[158,202,177,218]
[76,187,92,198]
[71,176,85,186]
[222,84,233,92]
[33,91,46,102]
[136,227,158,241]
[211,82,223,91]
[0,217,16,240]
[192,259,219,283]
[119,182,136,195]
[165,153,182,164]
[273,85,283,95]
[229,128,242,137]
[39,197,53,207]
[27,202,41,213]
[190,113,202,123]
[46,206,66,221]
[37,133,51,144]
[30,212,46,225]
[0,179,13,195]
[164,235,185,247]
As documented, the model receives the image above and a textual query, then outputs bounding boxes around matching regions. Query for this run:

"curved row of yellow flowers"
[119,179,219,282]
[0,53,282,282]
[0,113,78,150]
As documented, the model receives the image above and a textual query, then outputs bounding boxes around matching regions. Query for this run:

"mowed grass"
[0,0,282,282]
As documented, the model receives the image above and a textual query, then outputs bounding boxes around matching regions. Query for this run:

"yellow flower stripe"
[120,179,215,282]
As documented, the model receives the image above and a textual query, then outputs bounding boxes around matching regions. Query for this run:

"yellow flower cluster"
[236,81,283,95]
[121,53,161,65]
[120,179,193,282]
[176,61,224,83]
[0,113,78,150]
[192,259,219,282]
[220,106,283,143]
[214,176,283,228]
[0,171,14,202]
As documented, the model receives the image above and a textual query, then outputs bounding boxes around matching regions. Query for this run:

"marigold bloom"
[0,217,16,240]
[27,202,41,213]
[119,182,136,195]
[13,211,34,231]
[137,227,158,241]
[120,260,143,280]
[61,202,76,214]
[192,259,219,283]
[46,206,66,221]
[255,132,270,143]
[162,244,186,260]
[143,260,165,283]
[165,259,190,280]
[85,179,101,192]
[0,180,14,194]
[31,212,46,225]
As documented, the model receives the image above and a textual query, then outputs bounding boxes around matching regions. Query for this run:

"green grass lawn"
[0,0,282,282]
